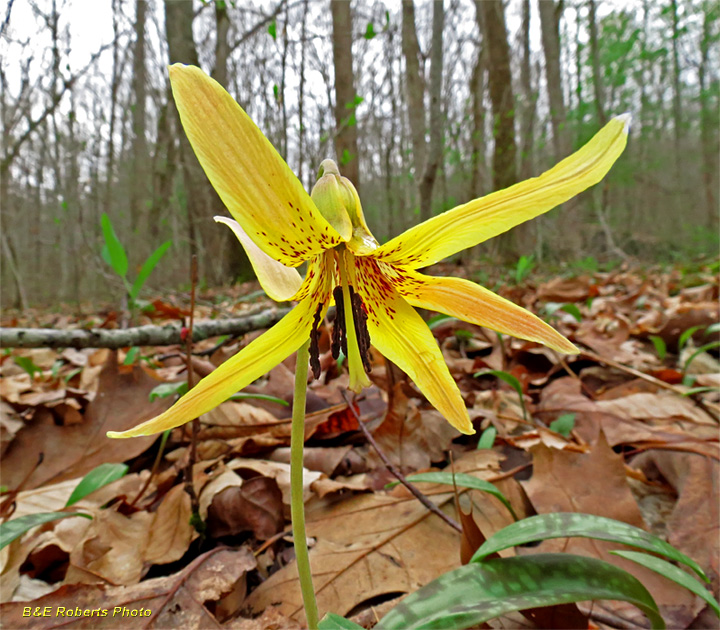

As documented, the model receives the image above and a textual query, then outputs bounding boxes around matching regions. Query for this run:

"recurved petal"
[386,265,578,354]
[108,255,333,439]
[353,257,474,435]
[169,64,343,267]
[372,114,630,268]
[215,217,302,301]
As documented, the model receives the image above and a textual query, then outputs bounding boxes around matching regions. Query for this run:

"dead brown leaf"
[1,352,172,490]
[0,547,256,629]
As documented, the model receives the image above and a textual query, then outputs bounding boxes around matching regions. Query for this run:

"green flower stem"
[291,340,318,629]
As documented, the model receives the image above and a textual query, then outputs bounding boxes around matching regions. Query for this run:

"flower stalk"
[290,340,319,629]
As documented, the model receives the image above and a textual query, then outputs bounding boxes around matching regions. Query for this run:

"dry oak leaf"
[0,547,256,629]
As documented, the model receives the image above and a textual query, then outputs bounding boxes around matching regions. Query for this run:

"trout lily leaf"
[109,64,629,438]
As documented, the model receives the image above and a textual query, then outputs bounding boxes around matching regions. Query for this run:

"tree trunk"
[402,0,427,216]
[418,0,444,222]
[699,0,718,230]
[538,0,580,258]
[670,0,683,173]
[130,0,148,235]
[588,0,606,125]
[331,0,360,187]
[519,0,536,180]
[477,0,519,261]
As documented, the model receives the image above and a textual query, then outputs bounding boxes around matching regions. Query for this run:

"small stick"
[183,255,200,517]
[341,391,461,533]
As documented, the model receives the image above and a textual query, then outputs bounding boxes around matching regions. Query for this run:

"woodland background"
[1,0,718,310]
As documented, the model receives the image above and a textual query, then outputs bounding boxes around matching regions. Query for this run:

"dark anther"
[350,287,373,373]
[331,286,346,359]
[309,304,323,380]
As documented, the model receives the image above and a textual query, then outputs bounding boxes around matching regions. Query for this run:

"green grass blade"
[377,554,664,630]
[1,512,92,550]
[471,513,707,581]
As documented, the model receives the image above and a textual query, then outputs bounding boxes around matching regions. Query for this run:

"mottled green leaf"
[228,392,289,406]
[611,550,719,617]
[377,554,664,630]
[65,462,129,507]
[471,513,707,581]
[318,612,365,629]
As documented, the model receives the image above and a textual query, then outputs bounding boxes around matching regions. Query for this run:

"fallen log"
[0,307,292,349]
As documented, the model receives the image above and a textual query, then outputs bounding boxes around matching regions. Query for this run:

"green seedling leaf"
[1,512,92,550]
[681,386,719,397]
[471,513,707,581]
[611,550,719,618]
[319,612,365,630]
[678,325,703,352]
[377,554,665,630]
[705,322,720,336]
[13,356,41,380]
[649,335,667,360]
[387,472,516,521]
[545,302,582,323]
[64,367,83,383]
[129,240,172,301]
[474,370,527,422]
[549,413,576,437]
[100,213,128,277]
[65,463,128,507]
[427,314,460,330]
[684,341,720,372]
[228,392,289,406]
[51,359,63,379]
[149,381,188,402]
[477,426,496,450]
[364,22,376,39]
[514,255,535,284]
[123,347,140,365]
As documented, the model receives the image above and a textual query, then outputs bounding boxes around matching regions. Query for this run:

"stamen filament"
[337,250,371,392]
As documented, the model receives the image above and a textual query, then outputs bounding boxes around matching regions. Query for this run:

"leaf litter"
[0,262,718,628]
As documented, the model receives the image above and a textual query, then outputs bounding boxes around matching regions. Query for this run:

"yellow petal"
[215,217,302,301]
[108,254,333,438]
[383,263,578,354]
[353,257,474,435]
[372,114,631,268]
[169,64,343,267]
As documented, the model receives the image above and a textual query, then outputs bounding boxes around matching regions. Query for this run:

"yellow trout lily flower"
[108,65,629,438]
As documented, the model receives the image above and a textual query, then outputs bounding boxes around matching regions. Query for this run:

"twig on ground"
[341,391,462,533]
[183,256,201,518]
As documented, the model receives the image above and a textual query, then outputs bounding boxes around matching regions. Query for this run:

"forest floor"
[0,259,718,629]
